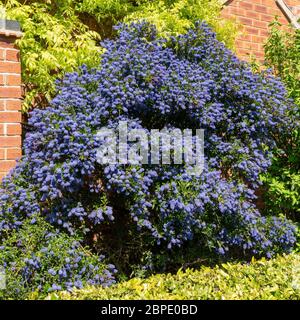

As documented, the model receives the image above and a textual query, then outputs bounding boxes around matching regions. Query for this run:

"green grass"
[47,253,300,300]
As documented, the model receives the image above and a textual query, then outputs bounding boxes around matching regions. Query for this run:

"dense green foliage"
[3,0,101,110]
[124,0,238,47]
[2,0,237,111]
[49,253,300,300]
[262,21,300,219]
[265,21,300,106]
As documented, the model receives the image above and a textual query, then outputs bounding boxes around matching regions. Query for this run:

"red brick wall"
[221,0,300,62]
[0,32,22,180]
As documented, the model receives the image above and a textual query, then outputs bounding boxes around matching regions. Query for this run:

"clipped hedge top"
[49,253,300,300]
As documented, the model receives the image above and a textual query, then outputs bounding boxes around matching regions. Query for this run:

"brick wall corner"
[0,20,22,181]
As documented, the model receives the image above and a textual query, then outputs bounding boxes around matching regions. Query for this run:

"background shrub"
[262,21,300,219]
[2,0,237,111]
[264,21,300,106]
[0,216,117,299]
[124,0,238,47]
[0,22,297,278]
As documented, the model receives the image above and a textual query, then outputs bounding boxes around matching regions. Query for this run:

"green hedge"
[48,254,300,300]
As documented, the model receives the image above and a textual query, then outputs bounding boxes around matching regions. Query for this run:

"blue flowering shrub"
[0,22,298,279]
[0,216,116,299]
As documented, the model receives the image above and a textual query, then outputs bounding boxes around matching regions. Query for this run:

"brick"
[252,35,267,43]
[252,50,265,58]
[5,49,19,62]
[0,61,21,73]
[240,41,261,51]
[252,20,269,29]
[238,48,252,56]
[261,0,275,5]
[0,87,22,98]
[239,17,253,25]
[0,160,16,171]
[0,75,5,85]
[250,43,260,50]
[259,29,270,37]
[278,17,289,25]
[0,136,21,147]
[255,5,268,13]
[0,34,21,178]
[7,123,22,135]
[228,7,247,17]
[221,13,232,19]
[0,111,21,123]
[5,99,21,111]
[245,42,254,50]
[257,43,264,51]
[0,49,5,60]
[0,100,4,111]
[245,26,260,35]
[271,7,284,15]
[6,148,22,160]
[0,38,17,49]
[239,2,253,10]
[260,14,276,22]
[239,34,252,41]
[247,11,260,20]
[236,40,245,49]
[6,74,21,86]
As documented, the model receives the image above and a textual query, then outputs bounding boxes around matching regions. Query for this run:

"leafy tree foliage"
[2,0,237,111]
[262,21,300,219]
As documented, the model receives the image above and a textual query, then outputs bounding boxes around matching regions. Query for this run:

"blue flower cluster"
[0,22,297,261]
[0,217,116,299]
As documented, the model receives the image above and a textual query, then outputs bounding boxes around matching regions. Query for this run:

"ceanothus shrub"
[0,22,298,261]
